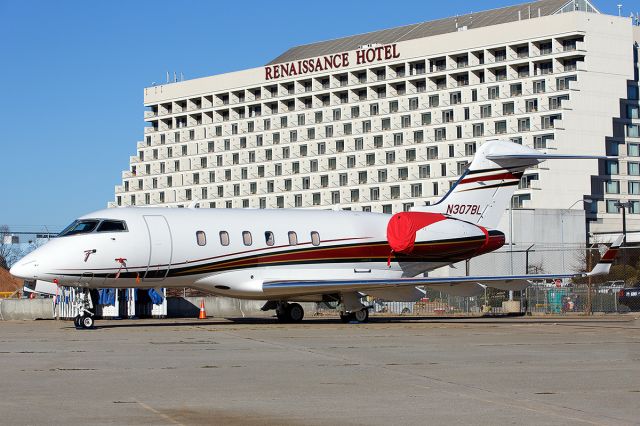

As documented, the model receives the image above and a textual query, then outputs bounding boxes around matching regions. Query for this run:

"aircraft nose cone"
[10,259,37,280]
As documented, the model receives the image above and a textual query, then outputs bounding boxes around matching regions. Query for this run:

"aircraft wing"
[263,236,622,298]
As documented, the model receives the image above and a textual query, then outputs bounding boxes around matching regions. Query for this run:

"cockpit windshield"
[58,220,100,237]
[58,219,128,237]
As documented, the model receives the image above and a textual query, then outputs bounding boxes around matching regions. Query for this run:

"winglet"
[587,235,623,277]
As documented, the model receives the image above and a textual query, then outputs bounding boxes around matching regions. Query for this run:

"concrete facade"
[112,0,640,243]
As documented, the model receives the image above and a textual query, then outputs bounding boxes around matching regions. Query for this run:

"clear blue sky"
[0,0,623,231]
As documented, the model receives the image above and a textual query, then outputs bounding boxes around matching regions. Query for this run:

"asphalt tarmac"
[1,316,639,425]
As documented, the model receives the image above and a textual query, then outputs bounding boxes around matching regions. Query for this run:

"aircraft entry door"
[143,215,173,281]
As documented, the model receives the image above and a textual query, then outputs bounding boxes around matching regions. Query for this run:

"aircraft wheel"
[74,315,82,328]
[287,303,304,323]
[81,316,94,329]
[353,309,369,323]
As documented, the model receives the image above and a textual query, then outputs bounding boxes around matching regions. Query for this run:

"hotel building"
[112,0,640,243]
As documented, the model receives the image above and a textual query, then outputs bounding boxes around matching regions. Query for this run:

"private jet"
[10,140,621,328]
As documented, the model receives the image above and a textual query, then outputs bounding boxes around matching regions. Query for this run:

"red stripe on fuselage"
[460,172,522,185]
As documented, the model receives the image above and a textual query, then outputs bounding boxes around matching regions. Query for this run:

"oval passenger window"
[196,231,206,246]
[242,231,252,246]
[265,231,275,246]
[311,231,320,246]
[288,231,298,246]
[219,231,229,246]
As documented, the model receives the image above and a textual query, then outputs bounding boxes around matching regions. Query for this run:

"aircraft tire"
[74,316,82,328]
[287,303,304,323]
[81,316,94,329]
[353,309,369,323]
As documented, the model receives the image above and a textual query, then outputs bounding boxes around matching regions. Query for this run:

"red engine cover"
[386,211,447,254]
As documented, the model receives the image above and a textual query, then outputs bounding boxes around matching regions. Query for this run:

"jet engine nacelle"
[387,212,503,261]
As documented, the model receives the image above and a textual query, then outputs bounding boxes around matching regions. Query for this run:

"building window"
[503,102,515,115]
[534,134,554,149]
[606,160,619,175]
[606,200,619,214]
[465,142,476,156]
[533,80,546,94]
[288,231,298,245]
[411,183,422,197]
[628,162,640,176]
[331,191,340,204]
[219,231,230,246]
[427,147,438,160]
[488,86,499,100]
[605,181,620,194]
[390,186,400,199]
[518,118,530,132]
[370,187,380,201]
[495,121,507,135]
[385,151,395,164]
[480,105,492,118]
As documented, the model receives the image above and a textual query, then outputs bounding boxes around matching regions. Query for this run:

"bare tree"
[0,225,22,270]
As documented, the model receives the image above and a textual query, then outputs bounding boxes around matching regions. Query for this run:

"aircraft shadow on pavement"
[67,314,632,330]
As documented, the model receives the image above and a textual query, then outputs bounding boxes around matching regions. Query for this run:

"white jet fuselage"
[12,207,502,301]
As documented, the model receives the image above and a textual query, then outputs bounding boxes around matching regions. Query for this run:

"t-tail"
[412,140,605,229]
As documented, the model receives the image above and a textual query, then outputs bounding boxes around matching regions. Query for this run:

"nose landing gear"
[73,288,95,329]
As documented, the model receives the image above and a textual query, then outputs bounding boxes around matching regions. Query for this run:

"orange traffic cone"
[199,299,207,319]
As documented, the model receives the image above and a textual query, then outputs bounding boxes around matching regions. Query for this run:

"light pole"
[560,199,593,272]
[613,201,630,245]
[614,201,630,279]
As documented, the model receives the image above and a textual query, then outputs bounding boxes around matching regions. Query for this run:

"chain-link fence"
[313,245,640,317]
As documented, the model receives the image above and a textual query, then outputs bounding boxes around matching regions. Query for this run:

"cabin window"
[288,231,298,246]
[219,231,229,246]
[311,231,320,246]
[96,220,127,233]
[196,231,206,246]
[265,231,275,246]
[242,231,252,246]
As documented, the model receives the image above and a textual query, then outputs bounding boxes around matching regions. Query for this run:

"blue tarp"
[98,288,116,306]
[148,288,163,305]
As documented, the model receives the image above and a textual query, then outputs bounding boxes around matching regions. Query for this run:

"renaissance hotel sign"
[265,43,401,81]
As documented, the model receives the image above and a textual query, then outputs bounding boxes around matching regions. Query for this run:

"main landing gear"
[261,301,305,323]
[73,288,95,330]
[339,308,369,323]
[275,302,305,323]
[338,292,370,323]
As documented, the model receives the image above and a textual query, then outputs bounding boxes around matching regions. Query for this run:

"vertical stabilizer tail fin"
[412,140,605,229]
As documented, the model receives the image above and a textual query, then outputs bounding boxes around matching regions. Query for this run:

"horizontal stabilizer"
[487,153,612,161]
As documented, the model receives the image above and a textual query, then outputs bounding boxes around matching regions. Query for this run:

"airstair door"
[143,215,173,281]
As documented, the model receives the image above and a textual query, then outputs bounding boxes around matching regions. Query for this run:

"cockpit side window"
[97,220,127,233]
[58,220,100,237]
